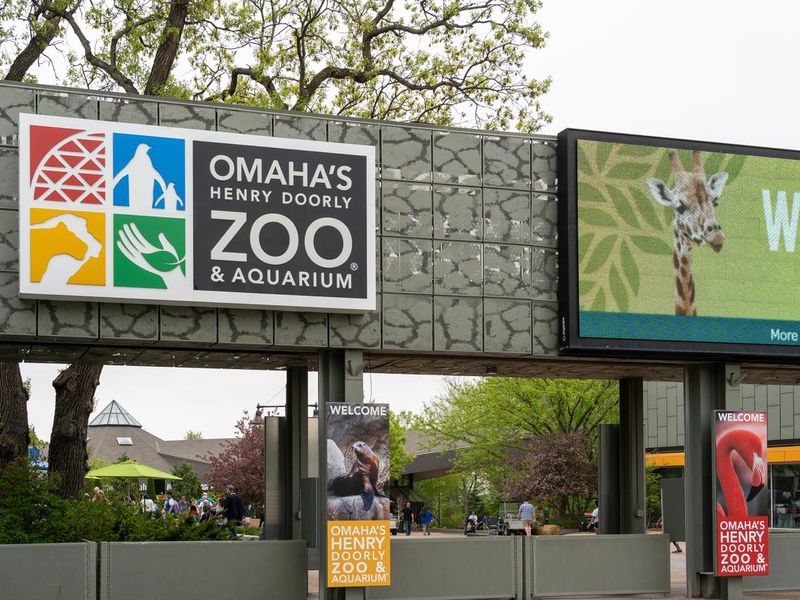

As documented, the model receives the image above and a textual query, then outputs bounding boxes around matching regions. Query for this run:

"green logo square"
[113,215,186,289]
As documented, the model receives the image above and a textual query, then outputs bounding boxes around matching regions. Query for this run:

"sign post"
[325,403,391,589]
[714,410,769,577]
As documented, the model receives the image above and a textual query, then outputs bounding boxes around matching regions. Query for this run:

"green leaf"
[609,264,628,312]
[724,154,747,184]
[595,143,612,173]
[704,152,725,176]
[578,232,595,263]
[577,143,592,176]
[619,240,640,295]
[653,150,673,183]
[631,235,672,255]
[630,186,664,231]
[608,185,640,228]
[144,251,181,273]
[579,207,616,227]
[579,280,596,296]
[591,287,606,311]
[618,144,658,157]
[606,162,652,180]
[585,234,617,273]
[580,182,606,202]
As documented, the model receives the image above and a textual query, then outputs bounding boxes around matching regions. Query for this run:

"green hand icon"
[116,223,185,289]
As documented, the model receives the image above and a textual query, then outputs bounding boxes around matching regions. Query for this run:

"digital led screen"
[558,129,800,357]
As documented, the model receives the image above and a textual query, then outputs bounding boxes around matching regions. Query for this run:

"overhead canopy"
[86,460,181,480]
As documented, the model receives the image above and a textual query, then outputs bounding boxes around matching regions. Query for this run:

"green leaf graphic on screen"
[114,215,186,290]
[576,139,748,314]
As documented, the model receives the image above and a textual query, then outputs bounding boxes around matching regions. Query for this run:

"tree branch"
[226,66,287,109]
[51,6,140,94]
[4,10,62,81]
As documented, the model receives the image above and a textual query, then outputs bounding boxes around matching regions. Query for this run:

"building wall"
[644,381,800,449]
[0,83,560,361]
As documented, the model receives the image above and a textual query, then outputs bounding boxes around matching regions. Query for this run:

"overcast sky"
[24,1,800,441]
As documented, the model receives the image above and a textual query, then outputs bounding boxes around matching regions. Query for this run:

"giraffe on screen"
[646,150,729,316]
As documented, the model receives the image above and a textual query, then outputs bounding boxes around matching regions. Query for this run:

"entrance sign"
[714,410,769,576]
[559,128,800,357]
[19,113,375,312]
[326,403,390,587]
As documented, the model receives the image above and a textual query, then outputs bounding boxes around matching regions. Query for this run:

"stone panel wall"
[644,381,800,448]
[0,83,559,360]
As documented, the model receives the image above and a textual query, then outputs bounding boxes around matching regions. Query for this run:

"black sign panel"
[193,141,369,300]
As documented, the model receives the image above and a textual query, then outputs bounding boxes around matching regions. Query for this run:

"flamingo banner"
[715,410,769,576]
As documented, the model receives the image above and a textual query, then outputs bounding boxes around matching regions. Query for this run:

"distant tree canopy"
[419,377,619,519]
[205,412,263,508]
[184,430,203,441]
[170,462,203,500]
[0,0,551,131]
[389,410,415,481]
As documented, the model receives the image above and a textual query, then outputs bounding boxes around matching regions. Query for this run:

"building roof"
[87,401,233,481]
[89,400,142,427]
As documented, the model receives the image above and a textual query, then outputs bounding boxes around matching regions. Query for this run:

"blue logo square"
[112,133,185,211]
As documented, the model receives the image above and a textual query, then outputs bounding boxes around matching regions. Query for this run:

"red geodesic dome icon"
[29,125,106,204]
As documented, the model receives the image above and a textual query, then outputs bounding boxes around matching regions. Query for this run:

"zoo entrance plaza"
[7,81,800,600]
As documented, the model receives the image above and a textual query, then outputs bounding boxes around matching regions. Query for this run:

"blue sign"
[112,133,185,211]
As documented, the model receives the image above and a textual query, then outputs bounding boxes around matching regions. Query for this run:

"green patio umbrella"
[86,460,181,480]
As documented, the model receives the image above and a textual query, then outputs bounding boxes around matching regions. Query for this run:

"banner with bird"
[714,410,769,576]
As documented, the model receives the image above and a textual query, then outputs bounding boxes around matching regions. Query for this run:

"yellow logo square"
[30,208,105,286]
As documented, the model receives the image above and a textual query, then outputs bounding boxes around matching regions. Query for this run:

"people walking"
[401,502,414,536]
[198,492,214,517]
[141,493,155,515]
[162,491,179,516]
[419,506,433,535]
[518,500,535,536]
[222,484,244,536]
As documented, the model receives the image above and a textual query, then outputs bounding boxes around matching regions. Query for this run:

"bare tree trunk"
[144,0,189,95]
[0,362,29,470]
[49,363,102,497]
[4,15,62,81]
[556,495,568,520]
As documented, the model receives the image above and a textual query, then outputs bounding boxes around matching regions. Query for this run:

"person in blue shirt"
[419,506,433,536]
[518,500,535,536]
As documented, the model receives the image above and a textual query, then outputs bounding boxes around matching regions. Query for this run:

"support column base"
[697,574,742,599]
[720,576,742,600]
[699,573,718,598]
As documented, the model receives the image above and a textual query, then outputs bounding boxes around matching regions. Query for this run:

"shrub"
[0,459,231,544]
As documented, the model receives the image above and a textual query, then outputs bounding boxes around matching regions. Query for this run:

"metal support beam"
[598,424,620,535]
[317,350,365,600]
[287,366,309,541]
[264,416,288,539]
[619,378,646,534]
[684,364,726,598]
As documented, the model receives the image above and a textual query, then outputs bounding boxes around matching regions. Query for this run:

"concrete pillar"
[619,378,646,534]
[317,349,365,600]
